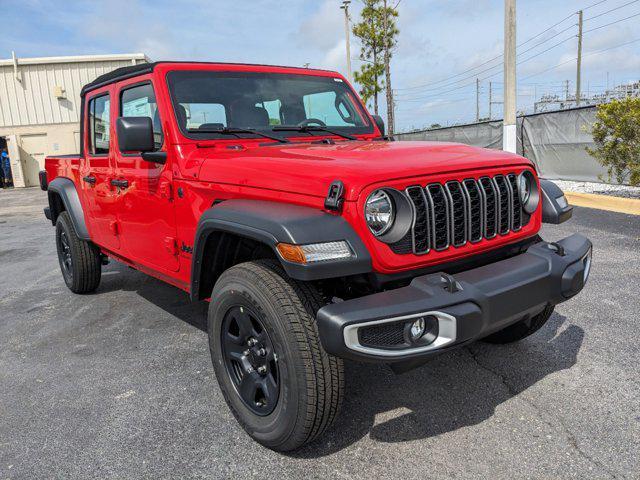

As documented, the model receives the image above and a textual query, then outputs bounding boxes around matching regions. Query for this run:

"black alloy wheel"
[57,230,73,279]
[221,305,279,416]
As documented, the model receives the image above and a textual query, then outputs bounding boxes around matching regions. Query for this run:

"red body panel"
[45,62,542,294]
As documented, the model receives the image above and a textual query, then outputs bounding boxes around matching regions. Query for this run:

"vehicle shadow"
[97,262,209,332]
[97,262,584,458]
[293,312,584,458]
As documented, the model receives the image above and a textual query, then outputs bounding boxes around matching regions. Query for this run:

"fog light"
[404,315,439,345]
[583,249,592,283]
[409,318,426,341]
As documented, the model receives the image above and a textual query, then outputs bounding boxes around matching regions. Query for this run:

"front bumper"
[317,234,592,364]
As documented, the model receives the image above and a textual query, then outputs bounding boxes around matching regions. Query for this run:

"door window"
[120,83,163,150]
[88,94,110,155]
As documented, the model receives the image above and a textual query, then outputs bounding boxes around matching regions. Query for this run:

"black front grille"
[392,172,532,255]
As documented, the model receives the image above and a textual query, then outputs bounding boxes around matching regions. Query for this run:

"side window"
[256,100,282,125]
[121,83,163,150]
[88,94,110,155]
[303,91,356,126]
[183,103,227,129]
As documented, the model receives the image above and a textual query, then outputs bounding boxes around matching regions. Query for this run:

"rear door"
[79,89,120,251]
[112,78,179,272]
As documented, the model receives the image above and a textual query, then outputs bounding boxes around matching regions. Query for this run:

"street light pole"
[503,0,517,153]
[340,1,353,82]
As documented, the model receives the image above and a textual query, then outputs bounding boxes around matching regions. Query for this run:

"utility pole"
[576,9,583,106]
[503,0,517,153]
[476,78,480,122]
[489,82,492,120]
[564,79,569,101]
[340,1,353,82]
[382,0,395,136]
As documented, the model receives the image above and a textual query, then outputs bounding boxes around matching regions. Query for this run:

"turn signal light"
[276,241,353,264]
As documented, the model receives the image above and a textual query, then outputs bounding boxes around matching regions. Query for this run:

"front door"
[112,79,179,272]
[79,90,120,251]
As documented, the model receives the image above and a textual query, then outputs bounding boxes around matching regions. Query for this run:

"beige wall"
[0,123,79,187]
[0,55,147,128]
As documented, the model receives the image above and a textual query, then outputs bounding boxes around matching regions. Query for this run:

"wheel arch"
[190,199,372,301]
[47,177,90,240]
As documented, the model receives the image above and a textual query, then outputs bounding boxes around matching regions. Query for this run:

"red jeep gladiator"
[41,62,591,451]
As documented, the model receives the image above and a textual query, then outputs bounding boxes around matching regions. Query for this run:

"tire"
[55,211,102,294]
[482,304,555,344]
[208,259,344,451]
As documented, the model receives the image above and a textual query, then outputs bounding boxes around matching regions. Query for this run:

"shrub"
[586,97,640,186]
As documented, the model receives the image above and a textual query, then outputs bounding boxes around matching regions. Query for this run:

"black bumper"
[317,234,592,364]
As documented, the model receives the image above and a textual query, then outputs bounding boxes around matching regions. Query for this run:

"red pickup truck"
[41,61,591,451]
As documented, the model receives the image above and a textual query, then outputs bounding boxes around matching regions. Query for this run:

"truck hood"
[195,140,532,201]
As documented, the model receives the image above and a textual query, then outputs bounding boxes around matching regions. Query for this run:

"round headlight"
[519,174,531,204]
[518,170,540,214]
[365,189,395,236]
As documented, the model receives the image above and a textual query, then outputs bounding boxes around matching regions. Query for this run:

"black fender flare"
[46,177,91,240]
[540,179,573,224]
[190,199,372,300]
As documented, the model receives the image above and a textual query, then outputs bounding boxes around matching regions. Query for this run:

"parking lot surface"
[1,187,639,479]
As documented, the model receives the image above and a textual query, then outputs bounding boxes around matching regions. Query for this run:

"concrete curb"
[565,191,640,216]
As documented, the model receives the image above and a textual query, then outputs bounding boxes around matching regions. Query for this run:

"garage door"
[20,133,47,187]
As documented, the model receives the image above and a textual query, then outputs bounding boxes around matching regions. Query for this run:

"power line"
[584,0,639,20]
[395,8,578,93]
[583,0,611,10]
[397,34,577,102]
[521,37,640,80]
[583,11,640,32]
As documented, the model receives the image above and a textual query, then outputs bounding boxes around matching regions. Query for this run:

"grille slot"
[463,179,483,243]
[392,171,531,255]
[507,174,522,231]
[479,177,498,238]
[493,175,511,235]
[445,181,467,247]
[426,184,450,250]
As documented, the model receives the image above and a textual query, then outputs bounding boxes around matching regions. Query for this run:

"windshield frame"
[166,69,375,141]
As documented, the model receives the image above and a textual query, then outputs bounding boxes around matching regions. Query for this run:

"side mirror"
[372,114,385,136]
[116,117,155,153]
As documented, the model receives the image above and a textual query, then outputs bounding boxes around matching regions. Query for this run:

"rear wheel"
[482,304,555,344]
[208,259,344,451]
[55,211,101,294]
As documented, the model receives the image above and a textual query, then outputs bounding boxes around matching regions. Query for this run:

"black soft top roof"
[80,61,339,97]
[81,62,156,96]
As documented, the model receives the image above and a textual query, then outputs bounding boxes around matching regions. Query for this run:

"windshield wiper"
[272,125,356,141]
[186,127,290,144]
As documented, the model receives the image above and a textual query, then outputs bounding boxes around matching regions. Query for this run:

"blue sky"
[2,0,639,132]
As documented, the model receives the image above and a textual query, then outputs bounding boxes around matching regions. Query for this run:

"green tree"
[586,97,640,186]
[352,0,385,114]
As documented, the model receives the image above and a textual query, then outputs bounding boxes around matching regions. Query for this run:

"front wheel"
[208,260,344,451]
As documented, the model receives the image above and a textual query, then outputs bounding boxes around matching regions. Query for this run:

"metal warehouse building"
[0,53,149,187]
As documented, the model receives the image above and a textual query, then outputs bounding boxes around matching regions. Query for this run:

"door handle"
[82,175,96,185]
[110,179,129,189]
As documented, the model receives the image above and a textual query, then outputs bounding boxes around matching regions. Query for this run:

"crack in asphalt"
[465,345,620,479]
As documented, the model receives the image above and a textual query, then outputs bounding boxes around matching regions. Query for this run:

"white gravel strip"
[549,179,640,199]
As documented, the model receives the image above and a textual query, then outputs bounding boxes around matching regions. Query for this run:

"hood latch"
[324,180,345,212]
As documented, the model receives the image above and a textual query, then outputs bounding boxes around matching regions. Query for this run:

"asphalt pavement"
[1,187,638,479]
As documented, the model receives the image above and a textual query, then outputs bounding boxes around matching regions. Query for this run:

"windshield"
[167,70,373,139]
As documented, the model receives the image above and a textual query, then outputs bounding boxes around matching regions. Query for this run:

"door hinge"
[164,236,178,256]
[160,182,173,201]
[109,220,120,236]
[324,180,344,211]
